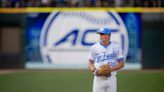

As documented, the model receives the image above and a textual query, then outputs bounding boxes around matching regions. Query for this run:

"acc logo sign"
[40,11,128,64]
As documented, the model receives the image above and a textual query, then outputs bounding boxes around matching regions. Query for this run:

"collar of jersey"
[100,41,111,48]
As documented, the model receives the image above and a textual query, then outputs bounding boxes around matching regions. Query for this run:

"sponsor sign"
[26,10,141,69]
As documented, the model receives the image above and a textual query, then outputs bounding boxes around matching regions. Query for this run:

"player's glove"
[97,64,111,77]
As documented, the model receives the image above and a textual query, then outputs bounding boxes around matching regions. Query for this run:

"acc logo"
[40,11,128,64]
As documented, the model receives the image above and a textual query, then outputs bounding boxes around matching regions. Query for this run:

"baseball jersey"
[88,41,124,75]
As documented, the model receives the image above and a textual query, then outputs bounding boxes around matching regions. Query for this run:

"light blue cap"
[97,27,112,35]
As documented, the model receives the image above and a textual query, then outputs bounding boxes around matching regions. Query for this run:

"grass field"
[0,70,164,92]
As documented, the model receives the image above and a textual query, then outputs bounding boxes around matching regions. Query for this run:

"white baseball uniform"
[88,41,124,92]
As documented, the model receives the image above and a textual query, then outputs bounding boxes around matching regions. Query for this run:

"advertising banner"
[26,10,141,69]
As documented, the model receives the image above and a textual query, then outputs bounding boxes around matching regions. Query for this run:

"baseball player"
[88,27,125,92]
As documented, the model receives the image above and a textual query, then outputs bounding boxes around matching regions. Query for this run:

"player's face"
[100,33,111,42]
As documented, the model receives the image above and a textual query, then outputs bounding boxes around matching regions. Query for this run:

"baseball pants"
[93,75,117,92]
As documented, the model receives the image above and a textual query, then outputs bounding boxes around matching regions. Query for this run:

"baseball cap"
[97,27,112,35]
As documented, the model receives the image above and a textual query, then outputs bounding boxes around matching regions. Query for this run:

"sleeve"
[88,47,95,61]
[116,45,124,62]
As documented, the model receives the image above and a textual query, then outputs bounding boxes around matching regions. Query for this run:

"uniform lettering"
[96,51,116,62]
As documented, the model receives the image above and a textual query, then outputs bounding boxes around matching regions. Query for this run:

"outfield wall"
[0,8,163,69]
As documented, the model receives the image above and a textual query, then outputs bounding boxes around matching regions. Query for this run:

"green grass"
[0,70,164,92]
[117,70,164,92]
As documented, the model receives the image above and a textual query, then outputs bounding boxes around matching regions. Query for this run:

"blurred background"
[0,1,164,92]
[0,0,164,7]
[0,0,163,69]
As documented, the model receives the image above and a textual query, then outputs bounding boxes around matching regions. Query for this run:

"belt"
[95,74,111,77]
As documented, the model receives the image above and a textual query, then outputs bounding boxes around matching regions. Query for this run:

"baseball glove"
[98,64,111,77]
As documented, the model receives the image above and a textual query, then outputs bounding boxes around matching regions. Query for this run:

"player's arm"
[88,59,95,72]
[110,44,125,72]
[88,59,102,76]
[110,60,124,72]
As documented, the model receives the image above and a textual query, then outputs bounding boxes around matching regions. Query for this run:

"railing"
[0,7,164,13]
